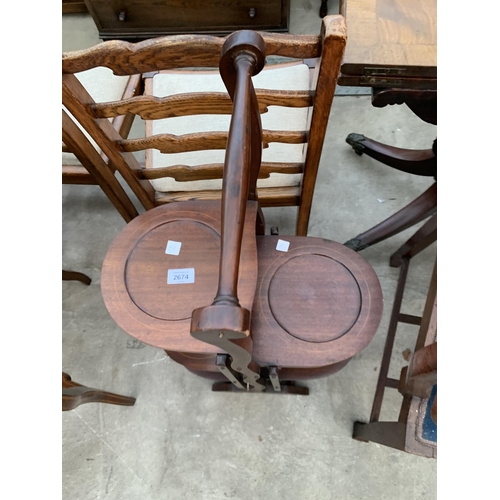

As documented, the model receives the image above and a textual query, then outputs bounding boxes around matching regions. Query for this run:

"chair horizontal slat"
[140,162,304,181]
[62,165,98,185]
[155,186,301,206]
[122,130,308,154]
[91,89,314,119]
[62,34,321,75]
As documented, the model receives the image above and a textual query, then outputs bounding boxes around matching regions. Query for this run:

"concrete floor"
[62,2,437,498]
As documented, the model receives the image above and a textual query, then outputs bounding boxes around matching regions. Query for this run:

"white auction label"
[276,239,290,252]
[165,240,182,255]
[167,268,195,284]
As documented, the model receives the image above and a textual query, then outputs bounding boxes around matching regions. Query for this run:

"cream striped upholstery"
[149,63,311,193]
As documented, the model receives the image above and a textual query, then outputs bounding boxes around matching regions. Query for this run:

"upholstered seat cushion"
[63,67,130,165]
[149,63,311,193]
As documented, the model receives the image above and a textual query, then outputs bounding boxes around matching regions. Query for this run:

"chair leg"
[344,182,437,251]
[62,372,136,411]
[346,134,437,177]
[319,0,329,17]
[62,269,91,285]
[353,421,406,451]
[390,214,437,268]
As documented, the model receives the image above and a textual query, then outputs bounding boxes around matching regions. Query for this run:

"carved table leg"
[345,182,437,252]
[319,0,329,17]
[62,269,91,285]
[62,372,136,411]
[389,214,437,268]
[346,134,437,177]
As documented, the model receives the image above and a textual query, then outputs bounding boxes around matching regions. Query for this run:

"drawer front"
[88,0,284,31]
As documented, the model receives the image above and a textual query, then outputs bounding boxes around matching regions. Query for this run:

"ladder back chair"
[62,15,346,236]
[62,70,143,222]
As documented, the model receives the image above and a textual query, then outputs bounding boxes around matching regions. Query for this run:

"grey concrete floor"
[63,2,437,499]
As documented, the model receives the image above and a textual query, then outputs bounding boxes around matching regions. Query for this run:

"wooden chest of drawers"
[84,0,290,41]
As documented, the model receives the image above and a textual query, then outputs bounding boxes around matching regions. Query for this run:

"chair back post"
[296,15,347,235]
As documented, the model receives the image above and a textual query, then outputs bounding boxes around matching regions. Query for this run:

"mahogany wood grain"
[389,213,437,268]
[400,341,436,399]
[62,372,135,411]
[346,134,436,177]
[251,235,383,371]
[345,182,436,252]
[100,27,382,389]
[101,201,260,355]
[354,259,436,457]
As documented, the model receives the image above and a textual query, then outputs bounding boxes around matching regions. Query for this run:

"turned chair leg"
[62,269,91,285]
[346,134,437,177]
[345,182,437,251]
[62,372,136,411]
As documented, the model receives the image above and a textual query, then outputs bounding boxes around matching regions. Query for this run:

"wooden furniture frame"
[63,372,136,411]
[80,23,385,394]
[63,74,143,223]
[63,17,347,236]
[62,0,88,14]
[83,0,290,41]
[353,236,437,457]
[62,275,135,411]
[338,0,437,252]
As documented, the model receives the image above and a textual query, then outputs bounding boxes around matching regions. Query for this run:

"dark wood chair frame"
[344,89,437,254]
[352,232,437,457]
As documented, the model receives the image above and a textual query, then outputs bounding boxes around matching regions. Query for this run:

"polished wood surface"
[339,0,436,88]
[340,0,437,252]
[62,0,88,14]
[62,373,136,411]
[252,235,383,372]
[353,258,437,458]
[84,0,290,40]
[63,15,347,235]
[101,200,260,355]
[100,27,383,391]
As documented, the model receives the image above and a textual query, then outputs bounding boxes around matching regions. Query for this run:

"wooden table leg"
[62,269,91,285]
[344,182,437,252]
[390,213,437,268]
[62,372,136,411]
[320,0,329,17]
[346,134,436,177]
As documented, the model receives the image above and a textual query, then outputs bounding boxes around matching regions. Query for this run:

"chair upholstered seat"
[148,63,311,193]
[62,67,131,165]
